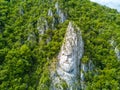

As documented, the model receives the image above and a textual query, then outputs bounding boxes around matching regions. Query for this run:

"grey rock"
[51,22,84,90]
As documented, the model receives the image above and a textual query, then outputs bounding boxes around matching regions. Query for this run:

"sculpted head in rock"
[51,22,84,90]
[58,52,75,73]
[57,22,82,74]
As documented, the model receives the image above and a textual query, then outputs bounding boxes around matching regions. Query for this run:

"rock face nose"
[51,22,84,90]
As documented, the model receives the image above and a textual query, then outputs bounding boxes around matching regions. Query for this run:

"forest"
[0,0,120,90]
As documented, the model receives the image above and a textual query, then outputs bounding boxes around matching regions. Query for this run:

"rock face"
[110,39,120,60]
[80,60,94,89]
[37,17,48,35]
[115,47,120,60]
[55,2,66,23]
[51,22,84,90]
[37,17,48,42]
[48,9,53,17]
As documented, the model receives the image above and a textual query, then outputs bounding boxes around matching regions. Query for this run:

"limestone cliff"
[110,39,120,60]
[51,22,84,90]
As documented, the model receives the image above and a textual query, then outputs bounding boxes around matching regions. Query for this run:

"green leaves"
[0,0,120,89]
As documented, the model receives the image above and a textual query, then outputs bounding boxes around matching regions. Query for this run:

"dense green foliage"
[0,0,120,90]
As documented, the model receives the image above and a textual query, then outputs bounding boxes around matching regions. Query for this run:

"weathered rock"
[37,17,48,35]
[115,46,120,59]
[37,17,48,42]
[55,2,66,23]
[55,2,59,14]
[80,60,94,89]
[80,63,88,88]
[51,22,84,90]
[48,9,53,17]
[58,9,66,23]
[110,39,120,60]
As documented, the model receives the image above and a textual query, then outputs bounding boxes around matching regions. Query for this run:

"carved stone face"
[58,27,77,73]
[59,52,75,73]
[54,22,84,89]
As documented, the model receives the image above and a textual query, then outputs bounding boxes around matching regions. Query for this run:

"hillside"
[0,0,120,90]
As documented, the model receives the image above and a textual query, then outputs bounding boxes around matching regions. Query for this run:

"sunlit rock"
[110,39,120,60]
[115,46,120,59]
[48,9,53,17]
[51,22,84,90]
[55,2,66,23]
[80,60,94,89]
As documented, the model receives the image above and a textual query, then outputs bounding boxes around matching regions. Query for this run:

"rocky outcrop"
[55,2,66,23]
[37,17,48,42]
[37,1,66,34]
[37,17,48,35]
[80,60,94,89]
[37,2,67,43]
[110,39,120,60]
[48,9,53,17]
[51,22,84,90]
[115,46,120,59]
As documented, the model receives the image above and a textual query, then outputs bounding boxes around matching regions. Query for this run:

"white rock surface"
[81,63,88,73]
[88,60,94,71]
[115,46,120,59]
[110,39,120,60]
[51,22,84,89]
[80,60,94,89]
[55,2,66,23]
[80,63,87,89]
[37,17,48,35]
[48,9,56,29]
[37,17,48,42]
[55,2,59,14]
[48,9,53,17]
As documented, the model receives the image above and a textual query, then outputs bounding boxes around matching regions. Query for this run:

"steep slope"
[0,0,120,90]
